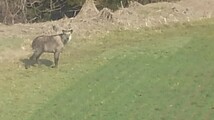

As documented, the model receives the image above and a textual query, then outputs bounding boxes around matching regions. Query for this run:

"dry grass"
[0,0,213,62]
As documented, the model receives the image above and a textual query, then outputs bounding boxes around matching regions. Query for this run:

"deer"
[25,27,73,69]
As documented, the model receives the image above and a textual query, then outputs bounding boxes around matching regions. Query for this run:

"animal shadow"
[20,58,53,69]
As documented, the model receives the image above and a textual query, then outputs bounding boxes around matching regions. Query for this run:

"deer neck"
[59,34,68,45]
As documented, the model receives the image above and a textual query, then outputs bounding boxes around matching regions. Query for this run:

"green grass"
[0,20,214,120]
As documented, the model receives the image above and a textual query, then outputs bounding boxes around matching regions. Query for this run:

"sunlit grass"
[0,19,214,120]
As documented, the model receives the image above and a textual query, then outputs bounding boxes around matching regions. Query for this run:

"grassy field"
[0,19,214,120]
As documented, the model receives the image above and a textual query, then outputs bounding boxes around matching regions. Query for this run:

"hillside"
[0,0,213,62]
[0,19,214,120]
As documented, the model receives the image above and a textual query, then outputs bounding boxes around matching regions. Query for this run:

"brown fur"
[26,29,73,68]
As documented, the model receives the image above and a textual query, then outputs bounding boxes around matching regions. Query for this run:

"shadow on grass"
[20,58,53,69]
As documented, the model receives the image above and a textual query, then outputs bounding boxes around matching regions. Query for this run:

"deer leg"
[35,52,43,65]
[52,52,60,68]
[30,50,43,66]
[25,52,37,68]
[29,52,36,61]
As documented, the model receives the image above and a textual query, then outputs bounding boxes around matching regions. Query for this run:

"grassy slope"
[0,20,214,120]
[0,37,23,50]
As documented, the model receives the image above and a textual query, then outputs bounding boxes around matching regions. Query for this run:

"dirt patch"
[75,0,99,19]
[179,0,214,19]
[0,0,214,62]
